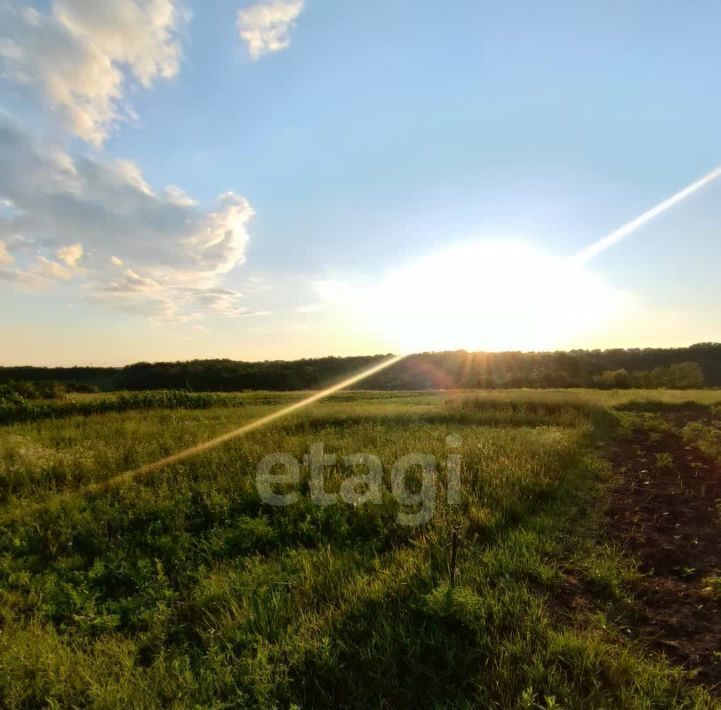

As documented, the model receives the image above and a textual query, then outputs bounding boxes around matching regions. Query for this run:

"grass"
[0,390,717,708]
[683,421,721,465]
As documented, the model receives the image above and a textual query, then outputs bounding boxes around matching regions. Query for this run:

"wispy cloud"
[236,0,304,60]
[0,0,188,145]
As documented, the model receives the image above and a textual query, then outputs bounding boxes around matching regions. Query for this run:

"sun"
[320,240,625,353]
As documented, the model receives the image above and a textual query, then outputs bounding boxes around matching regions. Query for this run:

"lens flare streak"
[575,165,721,264]
[6,354,406,520]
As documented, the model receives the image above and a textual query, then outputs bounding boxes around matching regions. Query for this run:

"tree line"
[1,344,719,392]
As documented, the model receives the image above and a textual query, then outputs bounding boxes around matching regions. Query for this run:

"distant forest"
[1,344,721,392]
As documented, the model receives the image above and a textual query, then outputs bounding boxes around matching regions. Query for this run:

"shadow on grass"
[613,400,712,414]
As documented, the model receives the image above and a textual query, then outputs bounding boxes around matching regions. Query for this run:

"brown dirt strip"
[605,406,721,691]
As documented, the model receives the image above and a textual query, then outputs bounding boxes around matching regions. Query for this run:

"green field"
[1,390,720,708]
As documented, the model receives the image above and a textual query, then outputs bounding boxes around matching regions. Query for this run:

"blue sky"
[1,0,720,364]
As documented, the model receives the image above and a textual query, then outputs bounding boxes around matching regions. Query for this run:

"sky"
[1,0,720,366]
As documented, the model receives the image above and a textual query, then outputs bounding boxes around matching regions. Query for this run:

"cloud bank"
[0,114,257,320]
[0,2,267,323]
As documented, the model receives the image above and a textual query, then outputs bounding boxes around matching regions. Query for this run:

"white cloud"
[0,4,268,325]
[0,0,187,145]
[164,185,197,206]
[177,287,262,318]
[57,242,83,267]
[0,254,78,288]
[112,159,154,195]
[101,268,161,294]
[236,0,303,60]
[89,282,263,321]
[0,239,12,265]
[0,114,261,321]
[34,254,77,281]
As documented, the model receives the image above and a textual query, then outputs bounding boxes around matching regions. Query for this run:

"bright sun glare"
[320,241,625,353]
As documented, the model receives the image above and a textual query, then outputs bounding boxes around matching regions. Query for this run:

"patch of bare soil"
[605,407,721,691]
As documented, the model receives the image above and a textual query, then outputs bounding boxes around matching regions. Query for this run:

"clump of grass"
[655,452,674,468]
[701,574,721,600]
[0,389,251,426]
[682,421,721,464]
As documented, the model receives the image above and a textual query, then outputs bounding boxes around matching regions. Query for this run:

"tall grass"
[0,391,714,707]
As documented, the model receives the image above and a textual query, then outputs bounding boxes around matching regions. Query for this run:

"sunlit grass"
[0,390,715,707]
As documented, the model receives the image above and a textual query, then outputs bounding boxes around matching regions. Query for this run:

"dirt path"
[605,406,721,690]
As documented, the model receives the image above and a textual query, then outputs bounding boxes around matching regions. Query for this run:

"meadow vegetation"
[1,389,720,707]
